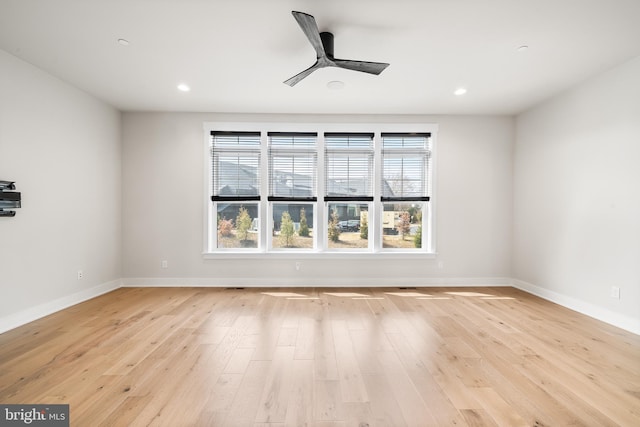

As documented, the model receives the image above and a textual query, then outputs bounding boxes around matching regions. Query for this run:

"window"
[325,133,373,250]
[210,132,261,250]
[381,133,431,250]
[268,133,317,250]
[205,124,436,255]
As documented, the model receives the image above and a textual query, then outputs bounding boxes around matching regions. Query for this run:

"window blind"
[268,133,317,201]
[381,133,431,201]
[211,131,261,201]
[324,133,374,201]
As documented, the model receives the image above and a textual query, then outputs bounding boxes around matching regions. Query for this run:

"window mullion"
[317,133,326,250]
[260,131,269,252]
[373,132,382,252]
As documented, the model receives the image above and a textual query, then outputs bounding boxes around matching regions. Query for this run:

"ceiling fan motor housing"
[320,32,334,58]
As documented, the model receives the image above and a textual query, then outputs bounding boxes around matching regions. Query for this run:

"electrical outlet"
[77,270,83,280]
[611,286,620,299]
[295,262,301,271]
[161,260,168,269]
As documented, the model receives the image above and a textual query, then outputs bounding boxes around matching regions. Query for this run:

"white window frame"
[203,122,438,258]
[379,133,432,252]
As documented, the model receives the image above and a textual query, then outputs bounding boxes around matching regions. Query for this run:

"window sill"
[202,251,437,260]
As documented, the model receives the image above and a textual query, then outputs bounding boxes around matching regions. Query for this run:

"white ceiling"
[1,0,639,115]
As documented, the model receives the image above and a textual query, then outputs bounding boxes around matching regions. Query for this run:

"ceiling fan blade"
[285,11,390,86]
[291,11,326,59]
[334,59,390,75]
[284,61,322,86]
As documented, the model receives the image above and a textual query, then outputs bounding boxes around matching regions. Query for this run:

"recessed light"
[517,45,529,52]
[177,83,190,92]
[327,80,345,90]
[117,38,130,46]
[454,87,467,96]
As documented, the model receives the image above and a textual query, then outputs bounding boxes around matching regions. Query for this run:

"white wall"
[514,56,640,333]
[3,47,636,335]
[121,113,513,286]
[0,50,122,331]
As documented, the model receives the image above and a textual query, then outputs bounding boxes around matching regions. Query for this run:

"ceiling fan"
[284,11,390,86]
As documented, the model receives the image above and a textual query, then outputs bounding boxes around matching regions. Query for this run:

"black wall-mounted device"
[0,180,21,217]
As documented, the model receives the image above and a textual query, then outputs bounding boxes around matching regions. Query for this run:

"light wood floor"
[0,287,638,426]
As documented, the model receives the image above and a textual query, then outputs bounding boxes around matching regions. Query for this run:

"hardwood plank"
[224,360,271,426]
[341,402,375,426]
[284,359,315,427]
[349,329,390,375]
[294,317,316,360]
[254,346,296,423]
[473,387,528,427]
[204,373,243,412]
[361,373,408,427]
[0,286,638,427]
[460,408,499,427]
[102,395,155,426]
[223,347,254,374]
[313,315,339,381]
[376,349,438,426]
[194,373,243,425]
[115,343,212,425]
[277,326,298,347]
[473,352,562,426]
[397,358,467,426]
[313,380,343,422]
[332,320,369,403]
[102,314,183,375]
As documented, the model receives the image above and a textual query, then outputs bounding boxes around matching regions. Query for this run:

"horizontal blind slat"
[269,134,318,199]
[211,133,261,199]
[381,134,430,200]
[325,133,373,199]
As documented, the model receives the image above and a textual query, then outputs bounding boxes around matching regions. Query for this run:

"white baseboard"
[121,276,512,288]
[512,279,640,335]
[0,279,122,334]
